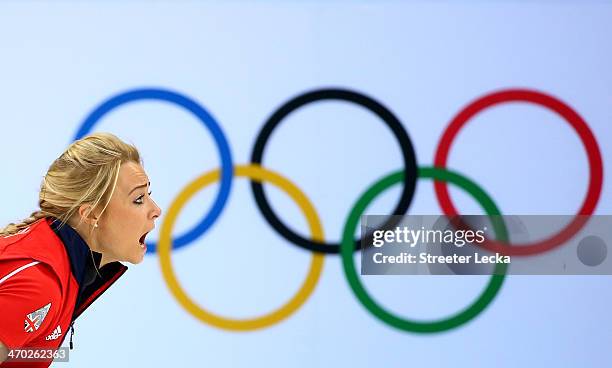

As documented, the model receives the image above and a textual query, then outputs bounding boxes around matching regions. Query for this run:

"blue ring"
[73,88,234,254]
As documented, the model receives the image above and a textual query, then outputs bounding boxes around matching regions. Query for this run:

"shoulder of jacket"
[0,219,66,274]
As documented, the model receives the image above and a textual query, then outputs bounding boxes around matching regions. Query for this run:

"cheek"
[120,207,148,240]
[109,222,139,259]
[103,207,139,244]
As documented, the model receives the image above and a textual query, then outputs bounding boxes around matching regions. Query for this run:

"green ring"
[340,166,508,333]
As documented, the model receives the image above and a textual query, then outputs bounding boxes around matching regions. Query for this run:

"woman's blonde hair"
[0,132,141,236]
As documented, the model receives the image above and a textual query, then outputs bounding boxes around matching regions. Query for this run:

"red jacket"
[0,217,127,367]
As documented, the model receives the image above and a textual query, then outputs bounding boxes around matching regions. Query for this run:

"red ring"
[433,89,603,256]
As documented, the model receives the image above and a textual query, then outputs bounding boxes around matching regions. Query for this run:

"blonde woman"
[0,132,162,367]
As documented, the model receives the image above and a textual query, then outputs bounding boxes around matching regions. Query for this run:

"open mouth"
[139,232,148,249]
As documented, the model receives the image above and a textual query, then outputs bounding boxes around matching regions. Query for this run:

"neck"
[67,220,116,268]
[99,253,115,268]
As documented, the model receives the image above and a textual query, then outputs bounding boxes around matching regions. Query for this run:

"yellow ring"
[157,164,325,331]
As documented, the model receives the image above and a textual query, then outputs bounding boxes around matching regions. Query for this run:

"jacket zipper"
[69,321,75,350]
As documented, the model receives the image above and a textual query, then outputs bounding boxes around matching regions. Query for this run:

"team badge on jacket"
[24,302,51,333]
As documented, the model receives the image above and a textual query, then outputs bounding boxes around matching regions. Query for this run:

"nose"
[151,199,162,220]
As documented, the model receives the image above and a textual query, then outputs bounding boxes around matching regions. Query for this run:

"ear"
[77,203,99,227]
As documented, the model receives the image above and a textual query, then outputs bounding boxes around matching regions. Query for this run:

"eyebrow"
[129,181,150,196]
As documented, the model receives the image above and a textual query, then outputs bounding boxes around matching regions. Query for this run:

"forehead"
[117,161,149,194]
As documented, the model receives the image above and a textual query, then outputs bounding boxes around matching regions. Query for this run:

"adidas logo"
[45,326,62,341]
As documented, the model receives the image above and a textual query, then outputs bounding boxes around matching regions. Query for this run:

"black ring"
[250,88,418,254]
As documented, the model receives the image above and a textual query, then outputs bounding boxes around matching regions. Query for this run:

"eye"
[134,191,153,205]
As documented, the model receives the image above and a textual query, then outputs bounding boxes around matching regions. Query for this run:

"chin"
[130,253,146,264]
[123,243,148,264]
[121,252,145,265]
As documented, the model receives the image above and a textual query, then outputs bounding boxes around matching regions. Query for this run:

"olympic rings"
[74,88,234,253]
[158,164,324,331]
[74,85,604,333]
[433,89,603,256]
[341,167,508,333]
[250,88,418,254]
